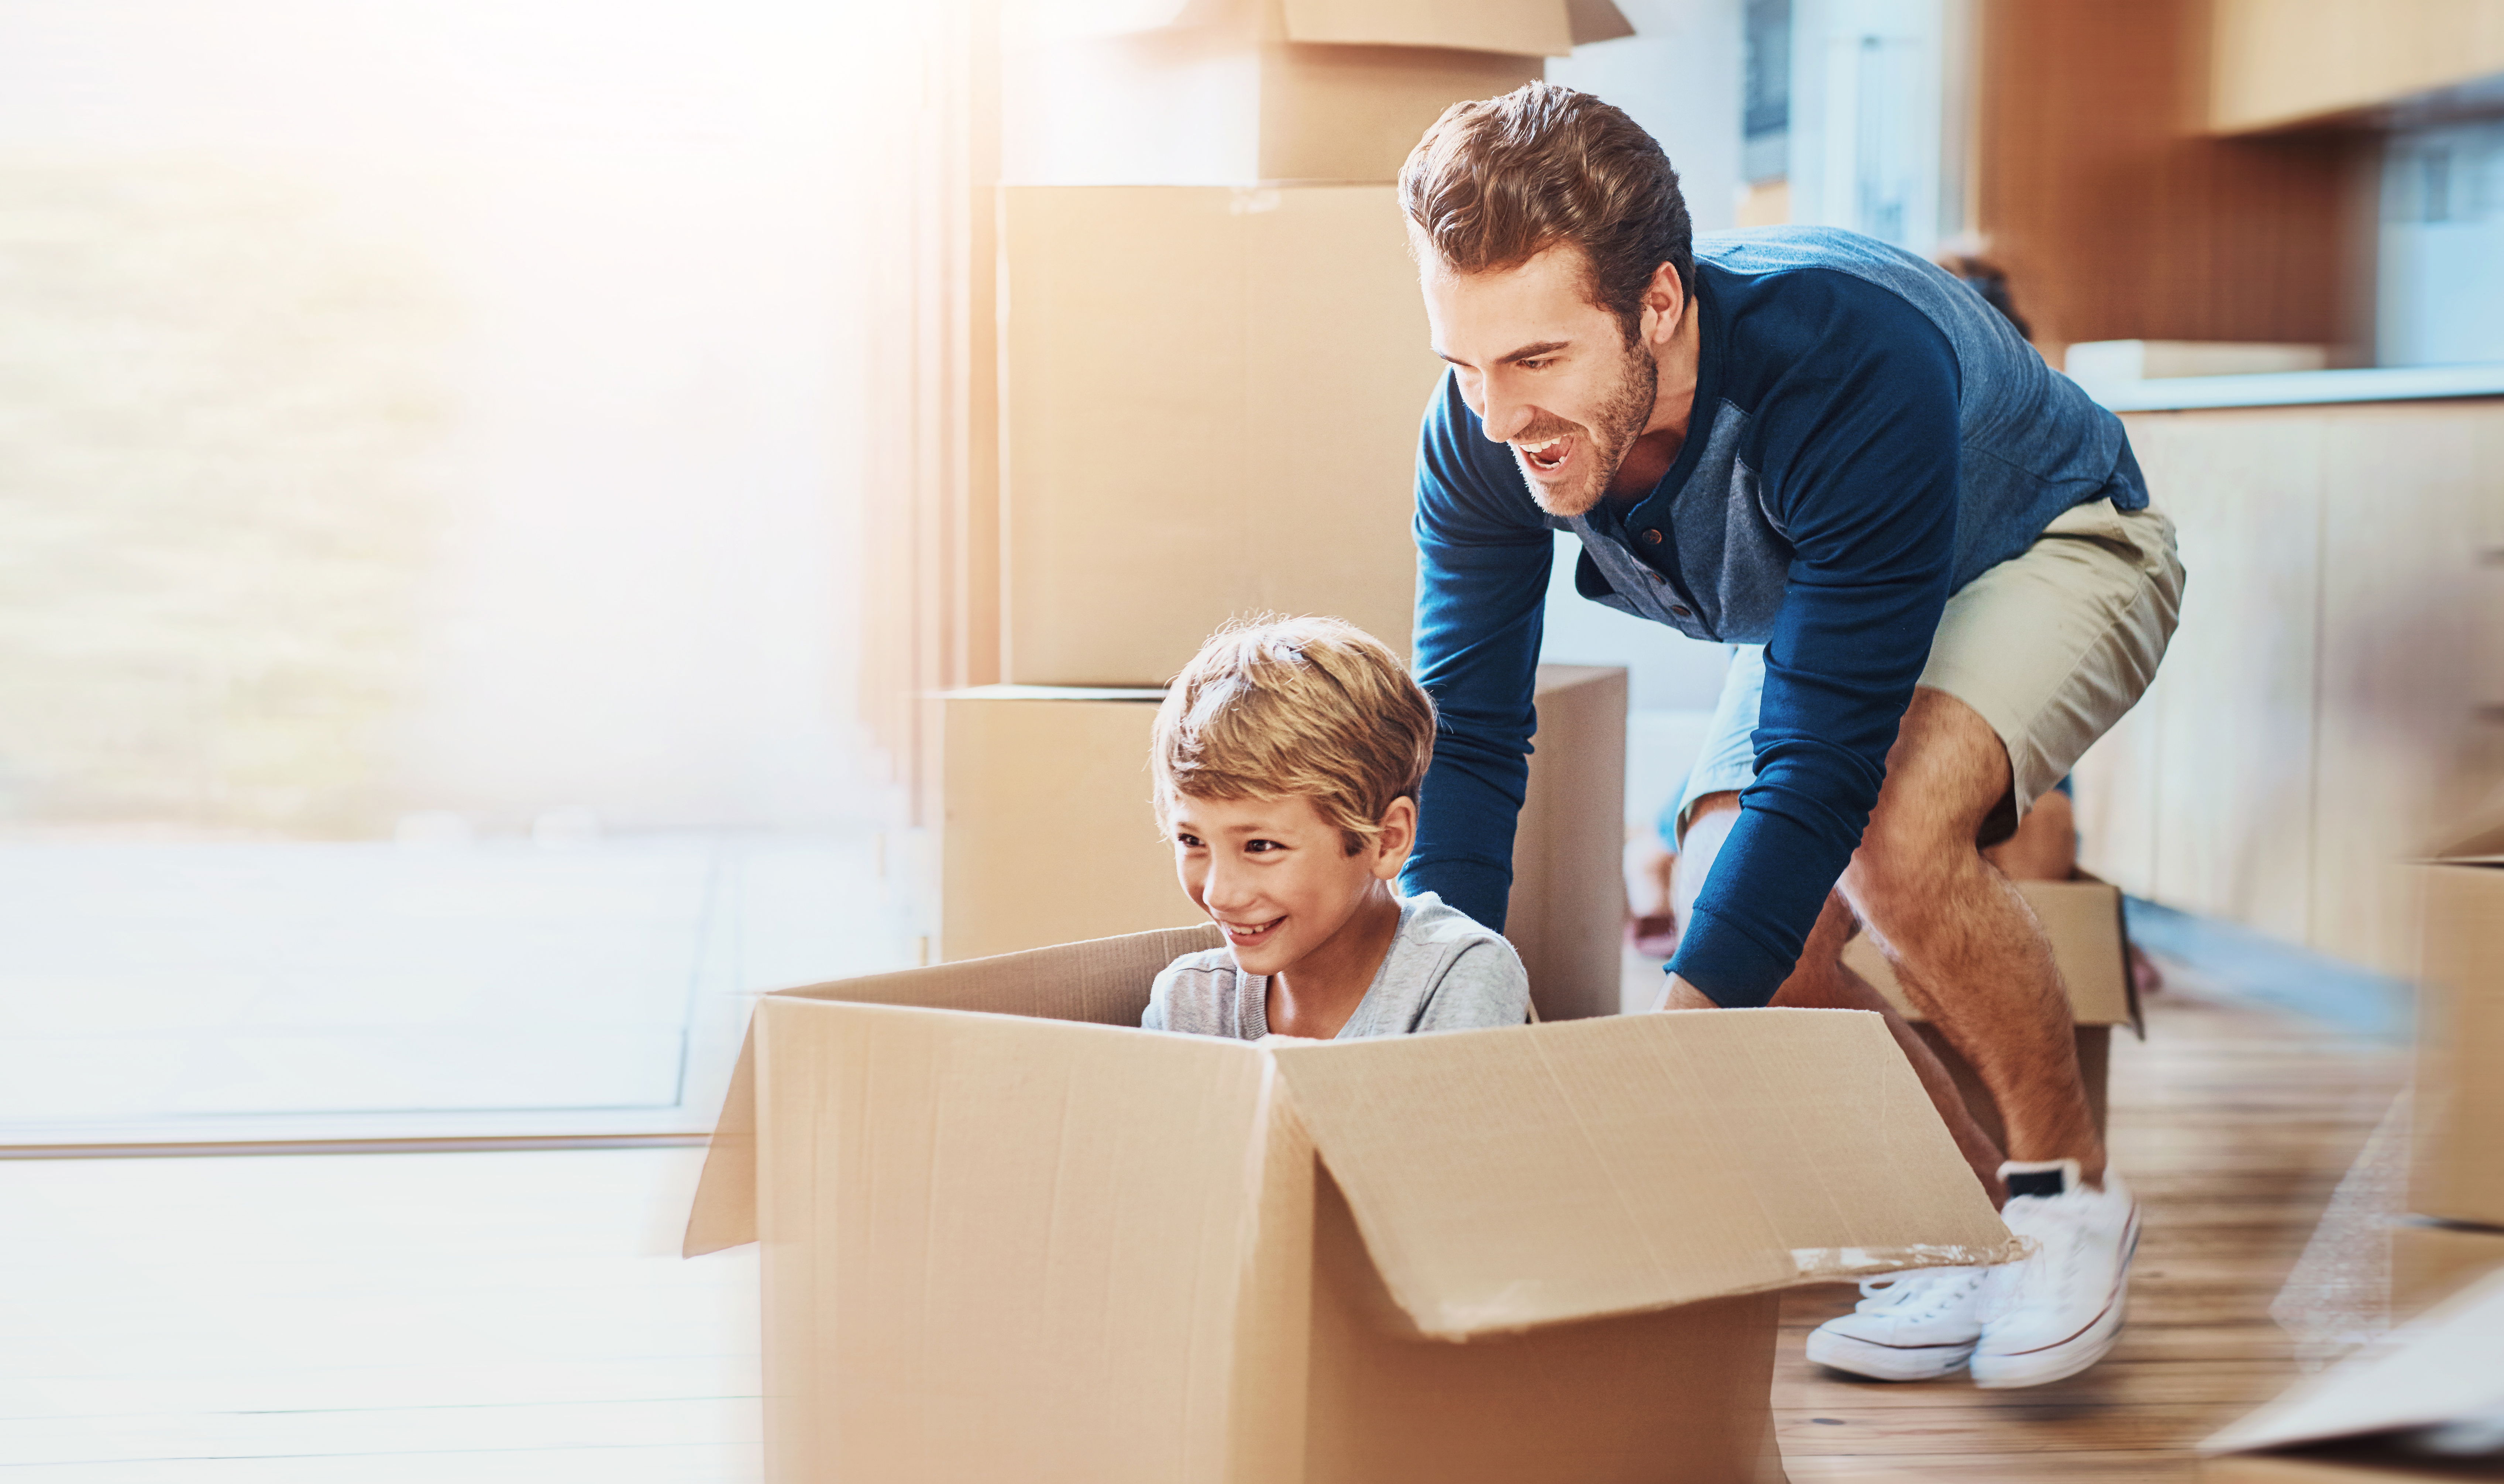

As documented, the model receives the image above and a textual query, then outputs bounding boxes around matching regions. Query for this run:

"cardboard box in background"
[939,667,1628,1021]
[2412,849,2504,1227]
[685,926,2010,1484]
[1503,665,1626,1020]
[2389,1218,2504,1322]
[1842,877,2139,1147]
[1002,0,1630,187]
[1000,184,1433,688]
[2200,1268,2504,1484]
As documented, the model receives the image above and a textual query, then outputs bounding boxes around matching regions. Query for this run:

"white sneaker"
[1970,1158,2140,1389]
[1804,1265,1990,1381]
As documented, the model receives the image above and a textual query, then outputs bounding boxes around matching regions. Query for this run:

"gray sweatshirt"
[1139,892,1531,1041]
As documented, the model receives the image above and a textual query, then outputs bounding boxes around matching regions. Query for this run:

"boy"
[1140,616,1531,1041]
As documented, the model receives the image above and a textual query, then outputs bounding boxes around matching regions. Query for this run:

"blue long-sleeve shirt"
[1401,226,2147,1007]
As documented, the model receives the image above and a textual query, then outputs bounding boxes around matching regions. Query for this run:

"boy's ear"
[1371,795,1418,881]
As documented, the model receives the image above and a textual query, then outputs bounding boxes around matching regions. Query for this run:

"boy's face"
[1165,791,1404,981]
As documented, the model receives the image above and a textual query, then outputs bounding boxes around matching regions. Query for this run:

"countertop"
[2082,362,2504,412]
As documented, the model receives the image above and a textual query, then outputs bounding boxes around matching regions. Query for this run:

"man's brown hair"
[1399,81,1693,343]
[1152,616,1436,856]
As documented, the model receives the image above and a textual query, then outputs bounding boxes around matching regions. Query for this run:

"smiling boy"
[1140,617,1530,1041]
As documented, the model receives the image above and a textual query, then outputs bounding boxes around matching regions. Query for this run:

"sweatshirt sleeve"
[1399,372,1554,933]
[1665,281,1961,1006]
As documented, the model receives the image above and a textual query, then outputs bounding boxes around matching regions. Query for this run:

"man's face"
[1420,242,1660,518]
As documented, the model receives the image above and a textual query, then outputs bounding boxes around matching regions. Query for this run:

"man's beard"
[1509,338,1659,519]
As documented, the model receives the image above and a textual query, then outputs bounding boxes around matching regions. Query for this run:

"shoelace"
[1856,1268,1982,1320]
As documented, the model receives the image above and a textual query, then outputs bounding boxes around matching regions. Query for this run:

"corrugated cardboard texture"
[1304,1171,1786,1484]
[755,998,1276,1484]
[2203,1268,2504,1459]
[2390,1220,2504,1321]
[2413,864,2504,1226]
[1507,666,1627,1021]
[940,689,1198,963]
[1841,877,2136,1026]
[938,668,1628,999]
[1270,1009,2014,1339]
[684,923,1221,1257]
[1001,186,1434,685]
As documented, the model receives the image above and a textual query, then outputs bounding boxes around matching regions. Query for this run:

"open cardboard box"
[1004,0,1632,186]
[685,925,2012,1483]
[2201,1267,2504,1482]
[2412,811,2504,1227]
[1841,875,2140,1145]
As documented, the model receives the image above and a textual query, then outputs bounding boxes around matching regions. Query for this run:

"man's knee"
[1845,690,2011,925]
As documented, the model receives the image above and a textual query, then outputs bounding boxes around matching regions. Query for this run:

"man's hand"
[1654,974,1720,1012]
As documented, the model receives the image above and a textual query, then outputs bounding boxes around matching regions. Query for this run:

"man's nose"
[1478,378,1531,443]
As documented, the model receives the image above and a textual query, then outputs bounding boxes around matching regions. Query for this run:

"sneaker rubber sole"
[1803,1327,1977,1382]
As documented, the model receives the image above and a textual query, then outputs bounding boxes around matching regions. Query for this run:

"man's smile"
[1515,431,1573,477]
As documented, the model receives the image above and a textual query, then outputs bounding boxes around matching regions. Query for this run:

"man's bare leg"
[1674,793,2008,1206]
[1838,689,2105,1185]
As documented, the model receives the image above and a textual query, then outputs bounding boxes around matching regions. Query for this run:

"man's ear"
[1641,261,1686,347]
[1371,795,1419,881]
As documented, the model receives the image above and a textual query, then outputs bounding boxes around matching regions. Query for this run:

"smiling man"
[1396,83,2184,1389]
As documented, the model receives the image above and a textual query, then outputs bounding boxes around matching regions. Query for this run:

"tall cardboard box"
[685,925,2012,1484]
[2412,831,2504,1227]
[1000,184,1434,687]
[1841,877,2139,1146]
[940,667,1627,1020]
[1004,0,1631,187]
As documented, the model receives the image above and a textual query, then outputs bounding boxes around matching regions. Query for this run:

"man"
[1396,83,2183,1389]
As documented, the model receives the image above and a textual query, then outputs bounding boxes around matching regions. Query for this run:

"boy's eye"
[1245,838,1285,853]
[1175,831,1204,848]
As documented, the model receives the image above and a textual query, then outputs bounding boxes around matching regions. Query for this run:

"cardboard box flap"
[683,922,1224,1257]
[1268,1008,2014,1340]
[1279,0,1578,57]
[1565,0,1636,46]
[2202,1268,2504,1457]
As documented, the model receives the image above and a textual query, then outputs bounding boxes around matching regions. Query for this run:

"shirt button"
[1670,604,1692,618]
[1641,528,1664,545]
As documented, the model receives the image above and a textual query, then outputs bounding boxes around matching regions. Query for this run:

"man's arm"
[1666,286,1962,1006]
[1400,373,1553,933]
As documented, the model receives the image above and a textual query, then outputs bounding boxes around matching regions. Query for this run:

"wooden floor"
[0,966,2404,1479]
[1774,970,2407,1480]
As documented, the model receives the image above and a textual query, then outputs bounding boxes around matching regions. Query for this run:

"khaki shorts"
[1672,498,2185,847]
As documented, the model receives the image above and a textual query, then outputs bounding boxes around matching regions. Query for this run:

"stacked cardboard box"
[686,924,2011,1484]
[1004,0,1630,187]
[1841,877,2141,1146]
[969,2,1640,1022]
[939,666,1626,1021]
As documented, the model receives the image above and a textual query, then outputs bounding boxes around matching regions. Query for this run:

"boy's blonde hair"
[1152,616,1436,855]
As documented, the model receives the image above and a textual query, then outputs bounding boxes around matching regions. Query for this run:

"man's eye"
[1520,357,1553,371]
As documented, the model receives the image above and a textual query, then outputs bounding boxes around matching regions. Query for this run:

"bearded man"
[1396,83,2184,1389]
